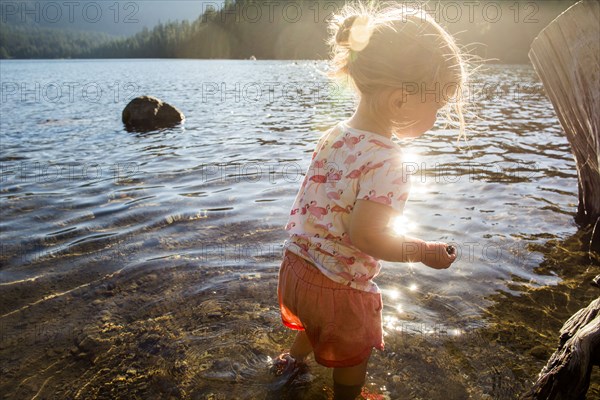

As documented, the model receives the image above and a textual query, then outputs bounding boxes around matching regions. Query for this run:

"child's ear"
[388,89,405,112]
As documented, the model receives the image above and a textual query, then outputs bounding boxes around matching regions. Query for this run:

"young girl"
[272,2,466,399]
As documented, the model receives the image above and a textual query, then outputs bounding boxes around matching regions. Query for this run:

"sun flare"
[392,215,417,236]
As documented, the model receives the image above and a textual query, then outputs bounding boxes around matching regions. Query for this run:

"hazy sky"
[1,0,227,35]
[138,1,227,24]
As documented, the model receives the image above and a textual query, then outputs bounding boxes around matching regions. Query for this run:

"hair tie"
[336,15,359,48]
[336,15,373,53]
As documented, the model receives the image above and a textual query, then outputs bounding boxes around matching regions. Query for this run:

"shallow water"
[0,60,587,398]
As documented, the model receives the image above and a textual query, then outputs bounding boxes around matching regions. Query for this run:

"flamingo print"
[324,233,338,240]
[345,165,365,179]
[281,120,412,292]
[371,192,394,205]
[332,139,344,149]
[309,174,328,192]
[285,221,296,230]
[314,244,334,257]
[314,222,333,231]
[362,189,375,201]
[300,174,309,189]
[340,232,353,245]
[331,204,352,215]
[362,190,394,205]
[327,189,343,200]
[326,168,342,181]
[343,134,365,150]
[332,132,352,149]
[363,160,386,174]
[309,174,327,183]
[313,158,327,169]
[330,204,352,223]
[337,254,356,266]
[397,192,409,201]
[351,272,372,283]
[301,203,309,215]
[344,151,362,165]
[392,176,409,185]
[369,138,395,149]
[308,203,330,220]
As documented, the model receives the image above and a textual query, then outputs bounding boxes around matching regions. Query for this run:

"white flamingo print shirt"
[284,120,412,293]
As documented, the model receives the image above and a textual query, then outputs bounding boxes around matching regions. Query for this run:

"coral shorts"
[277,249,384,368]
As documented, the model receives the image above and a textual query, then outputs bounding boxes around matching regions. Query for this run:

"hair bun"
[335,15,373,52]
[336,15,359,48]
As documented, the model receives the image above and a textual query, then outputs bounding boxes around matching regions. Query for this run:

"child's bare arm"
[348,200,455,269]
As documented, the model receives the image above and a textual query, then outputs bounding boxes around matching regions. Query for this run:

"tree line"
[0,0,577,62]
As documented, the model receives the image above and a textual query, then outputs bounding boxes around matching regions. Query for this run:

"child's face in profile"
[392,92,447,139]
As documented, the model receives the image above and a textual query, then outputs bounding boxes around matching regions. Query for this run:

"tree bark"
[524,5,599,398]
[523,297,600,400]
[528,0,600,227]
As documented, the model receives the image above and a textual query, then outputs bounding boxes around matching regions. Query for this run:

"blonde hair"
[326,0,472,141]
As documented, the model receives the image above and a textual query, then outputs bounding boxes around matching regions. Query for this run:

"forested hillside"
[0,0,578,62]
[0,24,114,59]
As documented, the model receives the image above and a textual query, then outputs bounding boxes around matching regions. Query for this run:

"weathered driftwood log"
[122,96,185,132]
[591,218,600,255]
[528,0,600,229]
[525,6,600,398]
[523,297,600,400]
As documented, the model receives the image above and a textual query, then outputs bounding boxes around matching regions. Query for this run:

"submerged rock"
[122,96,185,132]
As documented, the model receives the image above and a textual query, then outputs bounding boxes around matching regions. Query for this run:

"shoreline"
[1,229,598,398]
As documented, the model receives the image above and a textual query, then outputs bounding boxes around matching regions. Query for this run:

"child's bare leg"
[332,354,370,400]
[289,330,313,362]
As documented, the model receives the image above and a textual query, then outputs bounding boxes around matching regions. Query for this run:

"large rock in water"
[122,96,185,132]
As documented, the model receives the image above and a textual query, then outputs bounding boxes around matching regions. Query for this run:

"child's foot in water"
[269,353,311,390]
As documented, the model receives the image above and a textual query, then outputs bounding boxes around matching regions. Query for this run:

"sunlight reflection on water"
[0,60,581,399]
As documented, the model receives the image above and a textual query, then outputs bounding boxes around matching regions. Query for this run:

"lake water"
[0,59,581,399]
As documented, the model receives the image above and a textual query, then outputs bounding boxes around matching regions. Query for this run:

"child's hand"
[421,242,456,269]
